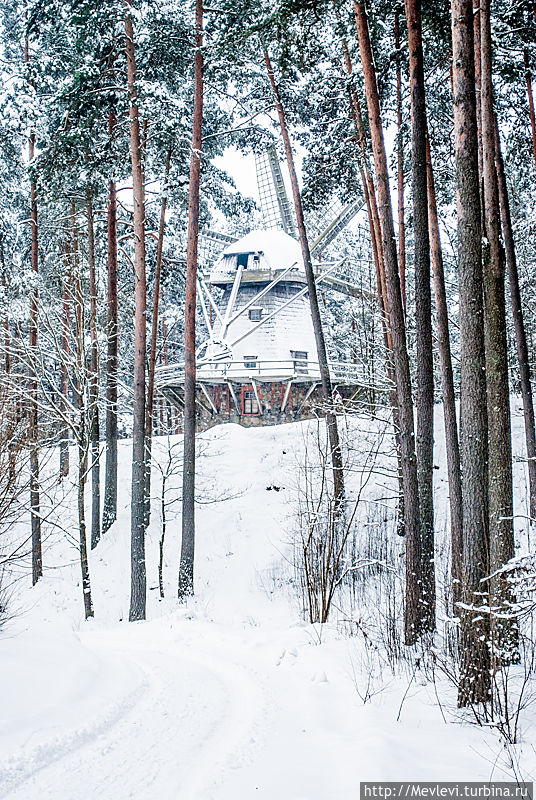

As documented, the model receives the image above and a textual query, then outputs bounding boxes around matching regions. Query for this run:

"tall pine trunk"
[264,46,345,509]
[125,0,147,621]
[25,34,42,585]
[179,0,203,599]
[406,0,435,631]
[59,246,71,480]
[86,190,101,549]
[524,49,536,172]
[451,0,490,707]
[354,0,422,644]
[473,0,484,188]
[103,111,119,534]
[395,12,406,311]
[494,118,536,521]
[72,202,94,619]
[29,133,42,585]
[426,133,463,606]
[145,146,172,528]
[480,0,515,659]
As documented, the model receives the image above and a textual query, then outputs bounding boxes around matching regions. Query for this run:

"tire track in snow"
[2,622,265,800]
[0,653,149,798]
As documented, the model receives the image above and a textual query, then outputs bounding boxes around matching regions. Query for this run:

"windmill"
[156,144,370,428]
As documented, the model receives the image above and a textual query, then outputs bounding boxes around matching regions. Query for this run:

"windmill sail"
[255,144,296,237]
[198,229,238,268]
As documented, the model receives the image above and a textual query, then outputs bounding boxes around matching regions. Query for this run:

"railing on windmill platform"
[155,357,365,387]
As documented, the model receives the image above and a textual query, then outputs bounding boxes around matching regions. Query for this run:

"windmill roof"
[222,229,303,271]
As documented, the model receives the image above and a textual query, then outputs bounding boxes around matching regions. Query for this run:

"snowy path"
[3,415,535,798]
[4,613,512,800]
[2,619,266,800]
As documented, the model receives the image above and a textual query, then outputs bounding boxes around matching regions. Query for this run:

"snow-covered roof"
[221,229,303,271]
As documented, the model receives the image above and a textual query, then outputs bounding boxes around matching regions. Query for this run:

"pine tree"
[179,0,204,599]
[126,0,148,621]
[451,0,490,707]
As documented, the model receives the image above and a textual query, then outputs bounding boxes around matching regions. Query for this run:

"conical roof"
[221,229,303,271]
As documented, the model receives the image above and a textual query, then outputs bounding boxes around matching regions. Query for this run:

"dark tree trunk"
[406,0,435,631]
[125,0,147,621]
[78,450,94,619]
[159,474,167,598]
[473,0,484,187]
[264,47,345,509]
[179,0,203,599]
[72,202,94,619]
[524,49,536,172]
[395,12,406,312]
[426,133,463,607]
[354,0,422,644]
[24,32,42,587]
[103,111,119,535]
[480,0,516,660]
[494,118,536,521]
[29,131,42,586]
[59,248,71,480]
[145,146,172,528]
[451,0,490,707]
[86,191,101,550]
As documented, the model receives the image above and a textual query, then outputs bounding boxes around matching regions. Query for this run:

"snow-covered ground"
[1,407,536,799]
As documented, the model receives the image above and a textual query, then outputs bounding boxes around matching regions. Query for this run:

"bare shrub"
[293,414,388,624]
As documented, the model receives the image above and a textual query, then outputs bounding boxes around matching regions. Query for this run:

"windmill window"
[291,350,308,374]
[244,356,257,370]
[237,253,249,269]
[242,390,259,415]
[249,308,262,322]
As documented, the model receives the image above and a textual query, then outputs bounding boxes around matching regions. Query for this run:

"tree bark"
[264,46,345,510]
[179,0,203,599]
[524,49,536,172]
[451,0,490,707]
[72,202,94,620]
[473,0,484,185]
[25,33,42,586]
[125,0,147,621]
[86,190,101,549]
[480,0,515,660]
[395,12,406,312]
[103,111,118,535]
[426,133,463,607]
[29,132,42,586]
[145,146,172,528]
[494,118,536,521]
[59,244,71,480]
[406,0,435,631]
[354,0,422,644]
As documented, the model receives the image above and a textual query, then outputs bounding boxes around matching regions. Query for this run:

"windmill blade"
[255,144,297,237]
[316,258,373,300]
[198,228,238,268]
[310,198,365,256]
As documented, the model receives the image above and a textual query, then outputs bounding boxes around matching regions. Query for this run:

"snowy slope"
[1,410,535,799]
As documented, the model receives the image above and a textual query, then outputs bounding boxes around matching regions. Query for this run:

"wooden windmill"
[156,144,370,428]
